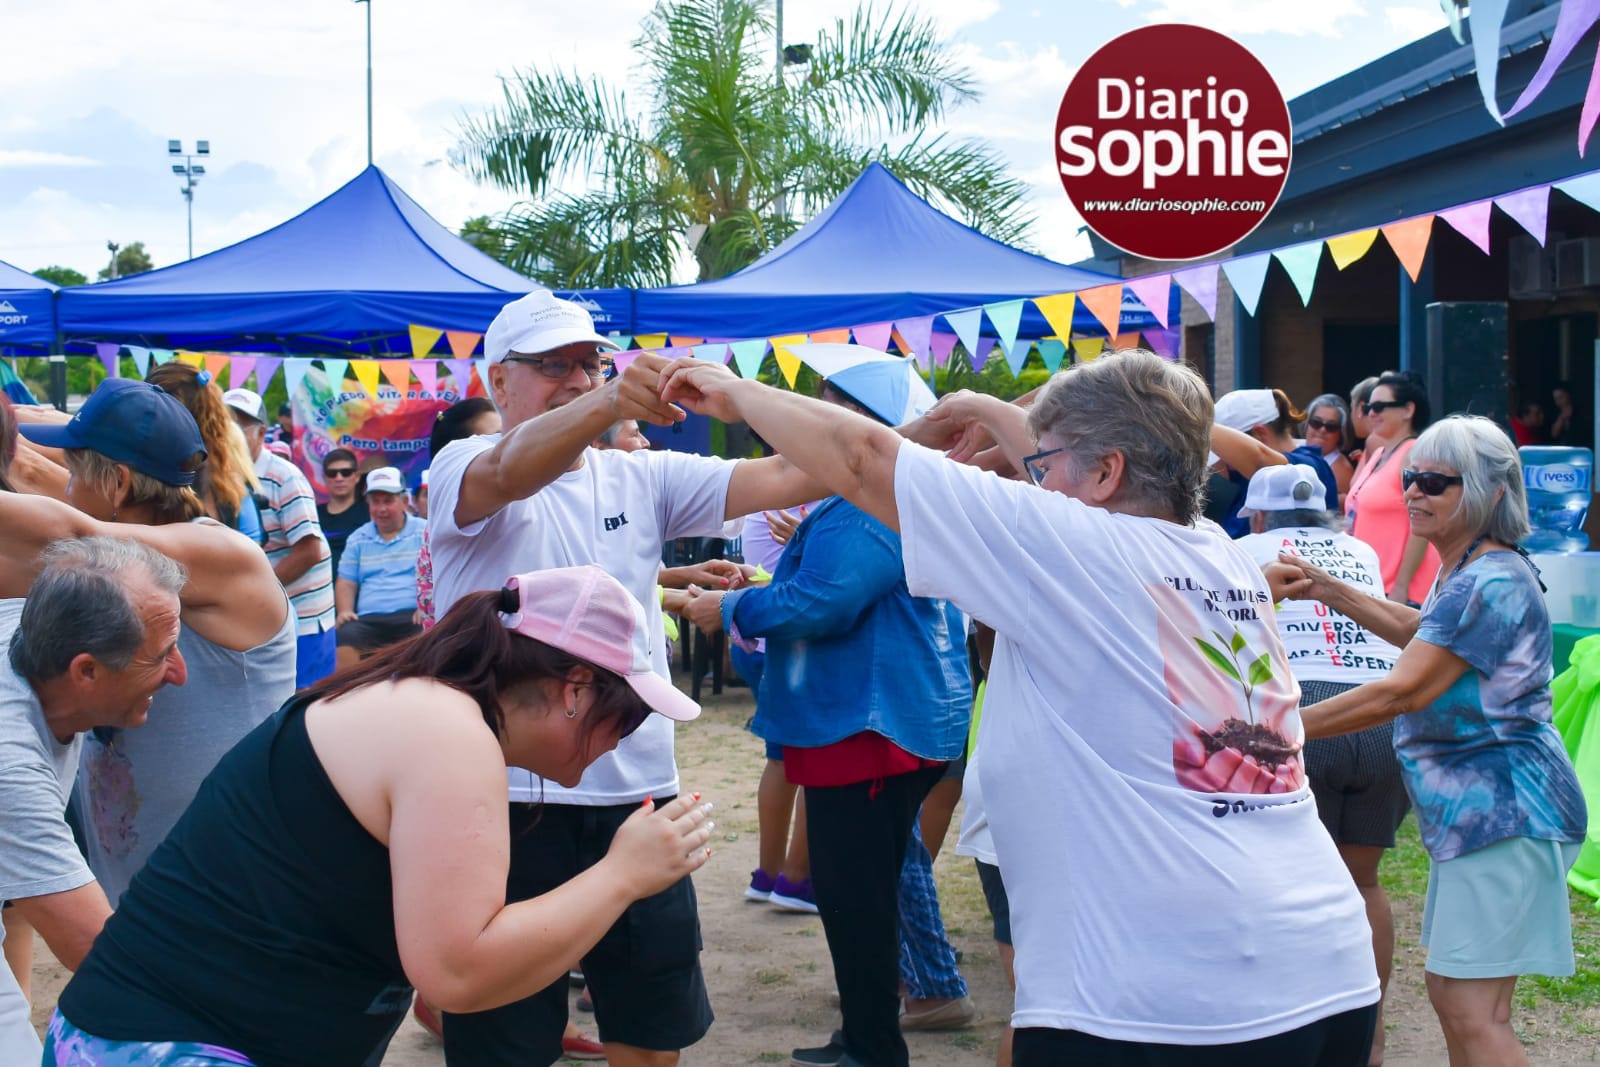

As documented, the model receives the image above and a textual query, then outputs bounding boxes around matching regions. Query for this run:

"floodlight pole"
[168,140,209,260]
[356,0,373,166]
[774,0,786,220]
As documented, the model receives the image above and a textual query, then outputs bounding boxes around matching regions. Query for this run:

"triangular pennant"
[150,348,175,366]
[1172,264,1219,321]
[930,332,960,368]
[322,358,350,391]
[1077,284,1124,339]
[728,340,769,378]
[1557,172,1600,213]
[380,359,413,395]
[1273,242,1324,307]
[284,358,313,398]
[1379,216,1435,282]
[608,335,632,351]
[408,325,444,359]
[1032,292,1078,340]
[96,342,120,378]
[1125,275,1173,328]
[411,361,439,395]
[176,350,205,368]
[229,356,256,391]
[968,337,996,373]
[252,356,282,391]
[773,346,804,388]
[203,353,231,383]
[1003,337,1033,377]
[476,359,490,390]
[1470,0,1513,124]
[1221,253,1273,316]
[350,360,381,399]
[1325,229,1380,270]
[1037,338,1068,373]
[1074,337,1106,362]
[983,299,1026,354]
[128,346,152,378]
[444,359,474,389]
[633,333,668,350]
[612,350,642,374]
[692,343,731,363]
[1495,187,1551,246]
[1112,332,1143,352]
[808,328,850,345]
[1504,0,1600,120]
[669,336,704,348]
[891,316,934,364]
[1435,201,1494,255]
[1144,328,1180,360]
[851,321,894,352]
[656,347,691,363]
[1583,38,1600,155]
[943,309,984,367]
[444,330,481,359]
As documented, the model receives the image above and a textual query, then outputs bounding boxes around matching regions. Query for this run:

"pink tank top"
[1346,437,1441,603]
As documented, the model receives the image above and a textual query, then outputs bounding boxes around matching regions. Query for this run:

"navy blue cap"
[19,379,207,487]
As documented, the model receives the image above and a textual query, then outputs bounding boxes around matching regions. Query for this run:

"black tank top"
[60,694,413,1066]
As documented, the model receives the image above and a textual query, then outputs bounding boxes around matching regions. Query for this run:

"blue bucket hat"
[20,379,207,487]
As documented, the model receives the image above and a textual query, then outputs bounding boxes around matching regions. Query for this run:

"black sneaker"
[790,1031,848,1066]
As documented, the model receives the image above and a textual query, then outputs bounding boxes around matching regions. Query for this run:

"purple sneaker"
[746,868,778,902]
[769,874,819,914]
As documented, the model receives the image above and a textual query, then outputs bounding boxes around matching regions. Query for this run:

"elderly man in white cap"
[427,290,826,1067]
[224,386,335,686]
[334,466,426,669]
[1212,387,1338,539]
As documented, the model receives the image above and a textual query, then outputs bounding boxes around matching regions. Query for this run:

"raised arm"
[453,354,687,528]
[1210,425,1286,476]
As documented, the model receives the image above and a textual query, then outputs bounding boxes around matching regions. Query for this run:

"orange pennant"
[1112,332,1142,351]
[669,336,704,348]
[203,353,230,383]
[445,331,482,359]
[1077,284,1123,340]
[380,359,412,395]
[1380,216,1435,282]
[809,328,850,345]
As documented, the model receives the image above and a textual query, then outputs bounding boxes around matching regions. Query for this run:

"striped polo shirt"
[253,451,334,636]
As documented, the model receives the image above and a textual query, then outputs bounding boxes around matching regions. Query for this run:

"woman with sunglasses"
[1301,394,1356,502]
[1270,416,1585,1067]
[318,447,370,577]
[1345,371,1440,605]
[46,565,713,1066]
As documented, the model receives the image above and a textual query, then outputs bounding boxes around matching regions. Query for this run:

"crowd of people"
[0,288,1586,1067]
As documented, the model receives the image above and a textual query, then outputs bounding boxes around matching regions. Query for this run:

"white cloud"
[0,151,102,168]
[1133,0,1369,38]
[1384,3,1447,41]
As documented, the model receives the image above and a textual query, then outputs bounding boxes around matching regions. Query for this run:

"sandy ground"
[25,676,1600,1065]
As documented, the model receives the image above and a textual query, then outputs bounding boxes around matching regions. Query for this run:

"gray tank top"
[75,591,298,904]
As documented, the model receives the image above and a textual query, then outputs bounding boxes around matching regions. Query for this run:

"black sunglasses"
[325,467,358,478]
[1304,415,1343,434]
[1402,469,1463,496]
[504,354,615,381]
[1363,400,1406,415]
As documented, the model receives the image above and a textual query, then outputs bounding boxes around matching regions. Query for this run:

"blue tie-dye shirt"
[1397,550,1586,861]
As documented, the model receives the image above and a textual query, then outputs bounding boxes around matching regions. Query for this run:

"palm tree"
[454,0,1032,287]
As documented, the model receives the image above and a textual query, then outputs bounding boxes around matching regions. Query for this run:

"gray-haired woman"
[1270,415,1586,1067]
[659,350,1380,1067]
[1302,393,1356,502]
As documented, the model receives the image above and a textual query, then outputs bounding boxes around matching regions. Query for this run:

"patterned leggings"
[44,1010,254,1066]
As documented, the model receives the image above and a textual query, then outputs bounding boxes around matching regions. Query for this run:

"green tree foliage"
[96,242,155,282]
[32,265,87,287]
[454,0,1032,288]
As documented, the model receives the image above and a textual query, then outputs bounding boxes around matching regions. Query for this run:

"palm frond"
[493,184,695,288]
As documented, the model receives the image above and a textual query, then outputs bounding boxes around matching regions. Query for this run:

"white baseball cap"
[222,387,267,424]
[1213,389,1279,432]
[364,466,405,495]
[1239,463,1326,516]
[484,290,620,365]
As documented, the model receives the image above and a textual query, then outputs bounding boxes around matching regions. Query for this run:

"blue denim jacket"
[721,496,971,758]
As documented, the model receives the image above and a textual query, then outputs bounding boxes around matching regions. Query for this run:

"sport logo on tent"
[0,300,27,326]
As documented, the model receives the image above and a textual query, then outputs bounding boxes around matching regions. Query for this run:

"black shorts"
[335,610,420,651]
[976,860,1010,945]
[1300,680,1411,848]
[441,799,712,1064]
[1014,1004,1377,1067]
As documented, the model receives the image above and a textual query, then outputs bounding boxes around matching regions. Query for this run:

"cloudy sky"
[1,0,1449,282]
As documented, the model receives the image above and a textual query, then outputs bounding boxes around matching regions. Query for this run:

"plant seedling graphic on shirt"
[1192,626,1298,772]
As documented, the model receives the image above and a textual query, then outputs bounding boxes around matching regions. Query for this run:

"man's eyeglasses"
[325,468,357,479]
[1304,416,1343,434]
[1022,446,1064,487]
[504,354,615,381]
[1363,400,1405,416]
[1401,469,1463,496]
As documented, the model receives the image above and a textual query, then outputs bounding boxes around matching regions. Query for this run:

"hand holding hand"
[612,353,687,427]
[658,358,747,423]
[681,586,726,635]
[607,794,714,898]
[1271,552,1345,605]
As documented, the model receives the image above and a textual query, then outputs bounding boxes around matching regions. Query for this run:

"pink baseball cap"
[500,565,700,722]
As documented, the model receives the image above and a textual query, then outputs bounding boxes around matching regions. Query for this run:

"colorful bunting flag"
[476,360,490,391]
[128,346,152,378]
[1221,253,1273,316]
[284,358,313,398]
[692,343,731,363]
[380,359,413,395]
[444,359,475,390]
[1380,216,1435,282]
[808,328,850,345]
[773,347,804,387]
[929,332,959,369]
[1504,0,1600,119]
[852,321,894,352]
[253,356,282,391]
[607,335,633,351]
[1144,328,1180,360]
[411,360,438,395]
[1032,293,1078,340]
[892,316,934,364]
[612,350,642,374]
[1078,284,1123,339]
[728,340,768,378]
[408,325,444,359]
[1037,338,1068,373]
[203,353,230,383]
[229,356,257,391]
[350,360,381,399]
[1558,172,1600,213]
[968,337,996,373]
[1111,332,1143,352]
[1325,230,1380,270]
[1274,242,1324,307]
[95,343,120,378]
[445,331,482,359]
[176,351,204,369]
[983,300,1025,354]
[1126,275,1173,329]
[1436,201,1494,254]
[1074,337,1106,362]
[669,336,703,348]
[633,333,668,350]
[150,348,175,366]
[322,358,350,391]
[943,309,983,368]
[1470,0,1513,124]
[1583,46,1600,155]
[1495,187,1551,245]
[1172,264,1219,321]
[1004,337,1033,377]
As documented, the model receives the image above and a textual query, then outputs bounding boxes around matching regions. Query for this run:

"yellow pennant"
[1325,230,1380,271]
[1074,337,1106,363]
[351,359,381,399]
[1032,293,1077,340]
[408,324,444,359]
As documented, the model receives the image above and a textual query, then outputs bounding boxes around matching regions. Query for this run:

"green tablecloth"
[1553,631,1600,902]
[1557,624,1600,678]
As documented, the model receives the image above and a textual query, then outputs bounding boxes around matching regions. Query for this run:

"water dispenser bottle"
[1521,446,1593,553]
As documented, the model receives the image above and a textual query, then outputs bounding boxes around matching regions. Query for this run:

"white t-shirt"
[893,442,1378,1044]
[429,437,735,804]
[1238,527,1401,684]
[0,599,90,1063]
[953,747,996,865]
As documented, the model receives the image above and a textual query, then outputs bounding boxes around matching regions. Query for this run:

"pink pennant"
[1143,328,1180,360]
[1506,0,1600,119]
[444,359,475,390]
[930,332,959,368]
[1126,274,1173,328]
[1172,264,1219,321]
[852,321,895,351]
[1584,37,1600,156]
[411,360,439,395]
[613,350,642,374]
[253,357,283,391]
[893,316,934,363]
[229,356,257,390]
[1496,186,1551,245]
[1437,200,1494,254]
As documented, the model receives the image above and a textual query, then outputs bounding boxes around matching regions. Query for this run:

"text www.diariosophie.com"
[1080,197,1268,213]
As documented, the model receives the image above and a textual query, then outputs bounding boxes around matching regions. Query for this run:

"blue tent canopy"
[634,163,1165,339]
[56,166,632,353]
[0,258,57,349]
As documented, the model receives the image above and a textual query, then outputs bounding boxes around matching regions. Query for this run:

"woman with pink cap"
[45,565,713,1067]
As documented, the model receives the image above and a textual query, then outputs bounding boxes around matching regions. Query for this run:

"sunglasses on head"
[1401,469,1463,496]
[1304,415,1343,433]
[1363,400,1405,416]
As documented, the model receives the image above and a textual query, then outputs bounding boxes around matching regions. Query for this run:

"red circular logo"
[1055,25,1291,262]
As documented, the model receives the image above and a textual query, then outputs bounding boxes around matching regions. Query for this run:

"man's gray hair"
[1025,350,1212,524]
[1263,508,1344,532]
[1410,415,1530,546]
[9,538,187,683]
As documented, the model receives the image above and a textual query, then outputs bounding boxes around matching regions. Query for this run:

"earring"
[565,706,578,719]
